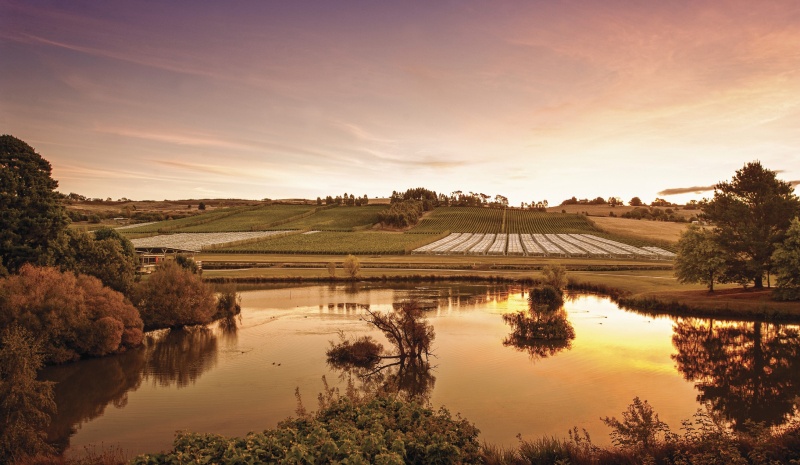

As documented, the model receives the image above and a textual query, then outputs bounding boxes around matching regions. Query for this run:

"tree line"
[317,193,369,206]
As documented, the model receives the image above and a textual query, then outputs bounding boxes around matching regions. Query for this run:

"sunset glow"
[2,0,799,204]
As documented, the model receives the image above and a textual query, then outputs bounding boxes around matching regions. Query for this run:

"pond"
[42,282,800,457]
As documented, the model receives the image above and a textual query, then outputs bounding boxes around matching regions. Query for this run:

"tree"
[702,161,800,288]
[327,301,435,368]
[0,326,56,461]
[0,265,144,363]
[541,264,567,290]
[132,261,216,329]
[772,218,800,300]
[674,226,727,291]
[327,261,336,278]
[629,197,643,207]
[342,255,360,279]
[58,227,137,295]
[0,135,69,272]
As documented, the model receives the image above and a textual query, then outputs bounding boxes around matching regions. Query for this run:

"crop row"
[121,204,390,234]
[412,233,675,259]
[216,232,437,255]
[410,207,504,233]
[121,207,256,233]
[409,207,601,234]
[130,231,292,252]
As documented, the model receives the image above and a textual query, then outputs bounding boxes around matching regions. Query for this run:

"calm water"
[41,283,800,457]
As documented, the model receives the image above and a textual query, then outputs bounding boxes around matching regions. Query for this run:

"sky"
[1,0,799,206]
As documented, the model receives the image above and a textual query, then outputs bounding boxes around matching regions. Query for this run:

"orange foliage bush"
[0,265,144,363]
[132,261,216,330]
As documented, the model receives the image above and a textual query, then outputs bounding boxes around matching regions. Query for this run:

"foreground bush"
[131,394,480,465]
[0,265,143,363]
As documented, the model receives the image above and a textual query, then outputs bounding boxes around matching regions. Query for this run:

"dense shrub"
[378,200,425,228]
[0,265,143,364]
[326,335,383,368]
[131,394,481,465]
[133,261,216,329]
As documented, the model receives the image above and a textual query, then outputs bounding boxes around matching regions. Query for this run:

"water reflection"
[326,300,436,401]
[144,327,218,388]
[502,293,575,362]
[330,360,436,402]
[42,325,224,452]
[43,347,146,452]
[672,318,800,430]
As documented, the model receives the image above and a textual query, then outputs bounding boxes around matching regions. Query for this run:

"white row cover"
[413,233,673,259]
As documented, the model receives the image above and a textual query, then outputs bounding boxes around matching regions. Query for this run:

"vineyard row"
[412,233,676,259]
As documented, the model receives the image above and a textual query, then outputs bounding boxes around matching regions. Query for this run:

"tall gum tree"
[701,161,800,288]
[0,135,68,272]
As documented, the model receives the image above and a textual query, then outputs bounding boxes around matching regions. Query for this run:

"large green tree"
[674,226,727,291]
[57,227,138,295]
[701,161,800,288]
[0,135,69,272]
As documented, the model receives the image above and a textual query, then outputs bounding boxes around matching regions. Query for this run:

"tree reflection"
[673,318,800,430]
[502,289,575,362]
[42,347,147,453]
[144,327,218,388]
[41,325,220,452]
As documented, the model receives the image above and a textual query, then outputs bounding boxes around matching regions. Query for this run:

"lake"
[42,282,800,457]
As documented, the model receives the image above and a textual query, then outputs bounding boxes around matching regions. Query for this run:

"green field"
[268,205,387,231]
[410,207,505,233]
[504,209,599,234]
[119,207,254,233]
[217,231,437,255]
[120,204,386,234]
[178,204,316,232]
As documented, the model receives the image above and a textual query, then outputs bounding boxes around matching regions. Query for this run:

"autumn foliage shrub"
[133,261,216,330]
[0,265,144,364]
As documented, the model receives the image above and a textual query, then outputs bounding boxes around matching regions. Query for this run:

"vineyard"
[412,232,675,259]
[216,231,436,255]
[268,205,387,231]
[123,205,676,258]
[120,206,255,234]
[409,207,600,234]
[119,204,386,234]
[177,204,315,232]
[130,231,292,252]
[410,207,504,233]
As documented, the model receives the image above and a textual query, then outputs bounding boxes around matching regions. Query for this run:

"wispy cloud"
[96,126,257,151]
[153,160,257,178]
[658,185,715,196]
